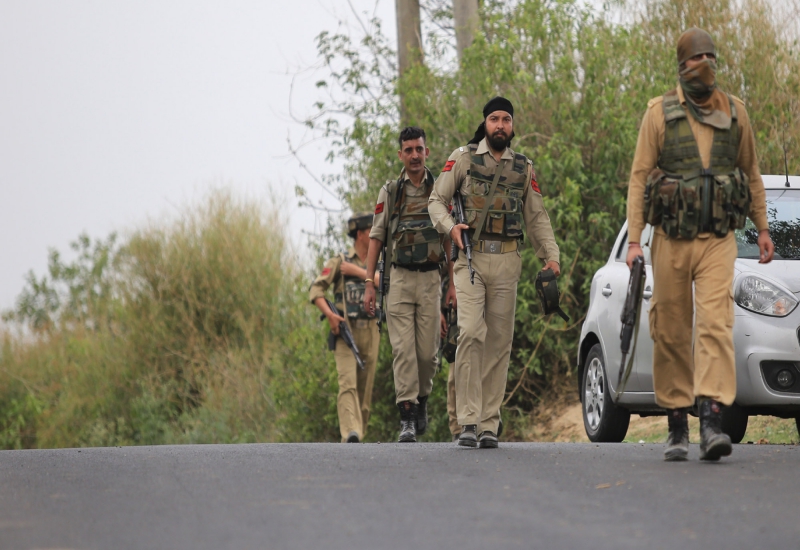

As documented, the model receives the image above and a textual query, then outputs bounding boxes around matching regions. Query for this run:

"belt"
[473,239,518,254]
[393,263,440,272]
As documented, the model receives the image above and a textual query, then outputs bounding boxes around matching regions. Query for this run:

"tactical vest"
[334,254,371,319]
[389,170,444,266]
[463,144,527,240]
[643,90,751,239]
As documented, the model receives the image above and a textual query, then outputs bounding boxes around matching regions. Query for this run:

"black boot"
[458,424,478,447]
[699,398,732,461]
[416,395,429,436]
[664,408,689,461]
[397,401,417,443]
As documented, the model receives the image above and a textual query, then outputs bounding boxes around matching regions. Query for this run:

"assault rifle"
[451,193,475,284]
[616,255,646,402]
[322,298,365,371]
[376,245,388,333]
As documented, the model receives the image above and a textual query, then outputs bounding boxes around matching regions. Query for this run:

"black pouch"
[535,269,569,323]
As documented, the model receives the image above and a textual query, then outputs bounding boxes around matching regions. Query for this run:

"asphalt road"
[2,442,799,550]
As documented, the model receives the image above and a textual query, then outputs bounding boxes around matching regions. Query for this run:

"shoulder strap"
[338,253,353,329]
[472,159,507,243]
[384,173,405,267]
[662,89,685,123]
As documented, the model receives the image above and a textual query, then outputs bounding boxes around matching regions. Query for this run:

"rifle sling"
[338,253,354,333]
[472,159,507,243]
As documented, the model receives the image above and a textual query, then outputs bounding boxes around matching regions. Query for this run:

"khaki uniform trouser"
[334,318,380,442]
[453,248,521,434]
[386,266,441,403]
[650,230,738,409]
[447,361,458,436]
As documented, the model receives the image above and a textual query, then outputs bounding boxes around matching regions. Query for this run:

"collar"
[476,137,515,160]
[676,84,687,106]
[400,167,434,186]
[345,247,357,260]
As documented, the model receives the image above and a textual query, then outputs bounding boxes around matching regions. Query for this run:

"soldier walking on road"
[310,213,380,443]
[627,28,774,461]
[428,97,561,448]
[363,127,455,443]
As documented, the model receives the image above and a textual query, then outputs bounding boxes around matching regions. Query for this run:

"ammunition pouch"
[643,168,751,239]
[535,269,569,323]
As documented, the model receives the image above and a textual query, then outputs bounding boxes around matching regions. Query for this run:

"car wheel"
[721,403,748,444]
[582,343,631,442]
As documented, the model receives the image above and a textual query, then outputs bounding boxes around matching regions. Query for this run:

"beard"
[488,131,511,151]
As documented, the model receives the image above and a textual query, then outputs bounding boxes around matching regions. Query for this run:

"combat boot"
[478,431,498,449]
[416,395,429,436]
[664,408,689,461]
[458,424,478,447]
[699,398,732,461]
[397,401,417,443]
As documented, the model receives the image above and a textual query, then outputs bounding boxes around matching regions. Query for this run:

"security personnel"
[363,127,456,442]
[428,97,560,448]
[310,213,380,443]
[626,28,774,461]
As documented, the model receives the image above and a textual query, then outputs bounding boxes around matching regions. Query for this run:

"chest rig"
[334,254,371,319]
[643,90,751,239]
[463,144,528,240]
[389,170,444,266]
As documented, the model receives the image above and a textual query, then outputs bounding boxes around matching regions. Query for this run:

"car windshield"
[737,189,800,260]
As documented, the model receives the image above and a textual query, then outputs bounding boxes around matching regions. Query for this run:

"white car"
[578,175,800,442]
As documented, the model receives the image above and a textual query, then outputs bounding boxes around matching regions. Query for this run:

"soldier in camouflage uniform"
[627,28,773,461]
[428,97,560,448]
[364,127,456,443]
[310,213,380,443]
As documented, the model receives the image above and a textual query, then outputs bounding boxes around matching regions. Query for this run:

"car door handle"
[602,284,612,297]
[643,286,652,300]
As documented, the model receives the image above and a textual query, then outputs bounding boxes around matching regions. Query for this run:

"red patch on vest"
[442,160,456,172]
[321,268,331,277]
[375,202,384,214]
[531,171,541,194]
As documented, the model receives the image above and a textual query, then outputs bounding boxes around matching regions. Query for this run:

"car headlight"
[734,275,798,317]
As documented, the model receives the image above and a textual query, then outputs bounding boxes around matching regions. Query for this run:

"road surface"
[2,442,798,549]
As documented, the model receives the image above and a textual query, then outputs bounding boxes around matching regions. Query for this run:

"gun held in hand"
[452,193,475,284]
[617,255,646,401]
[323,299,365,371]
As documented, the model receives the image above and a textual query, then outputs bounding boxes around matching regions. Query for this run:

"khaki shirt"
[428,138,560,265]
[308,247,365,307]
[369,167,435,243]
[626,85,768,243]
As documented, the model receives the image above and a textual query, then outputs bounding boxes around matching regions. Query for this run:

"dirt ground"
[535,400,800,445]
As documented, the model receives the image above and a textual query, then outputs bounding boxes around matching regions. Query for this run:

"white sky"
[0,0,395,311]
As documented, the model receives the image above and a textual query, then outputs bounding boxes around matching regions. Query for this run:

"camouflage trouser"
[386,266,441,403]
[453,249,521,435]
[650,230,737,409]
[334,319,380,442]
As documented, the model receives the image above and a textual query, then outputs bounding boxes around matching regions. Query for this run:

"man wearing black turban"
[428,97,561,448]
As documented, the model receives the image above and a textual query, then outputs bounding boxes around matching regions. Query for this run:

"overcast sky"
[0,0,395,312]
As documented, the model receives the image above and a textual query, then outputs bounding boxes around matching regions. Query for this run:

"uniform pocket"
[649,300,658,340]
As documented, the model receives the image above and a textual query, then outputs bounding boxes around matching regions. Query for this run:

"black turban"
[468,96,516,145]
[482,96,514,118]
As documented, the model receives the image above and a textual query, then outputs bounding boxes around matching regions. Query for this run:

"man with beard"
[626,28,773,461]
[363,127,455,442]
[428,97,560,448]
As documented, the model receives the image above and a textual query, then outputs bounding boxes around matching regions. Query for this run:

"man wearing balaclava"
[626,28,774,461]
[428,97,561,448]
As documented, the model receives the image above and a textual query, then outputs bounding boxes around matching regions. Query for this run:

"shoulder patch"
[321,267,331,277]
[375,202,384,214]
[530,169,540,194]
[442,160,456,172]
